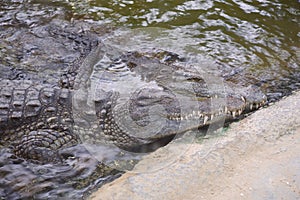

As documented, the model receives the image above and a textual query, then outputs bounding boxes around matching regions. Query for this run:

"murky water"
[1,0,299,99]
[0,0,299,199]
[0,145,120,199]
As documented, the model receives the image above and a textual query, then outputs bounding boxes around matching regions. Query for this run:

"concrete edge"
[88,91,300,200]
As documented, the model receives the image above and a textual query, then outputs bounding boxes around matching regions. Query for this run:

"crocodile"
[0,18,108,87]
[0,45,267,163]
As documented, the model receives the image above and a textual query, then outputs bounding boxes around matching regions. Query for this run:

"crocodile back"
[0,80,73,143]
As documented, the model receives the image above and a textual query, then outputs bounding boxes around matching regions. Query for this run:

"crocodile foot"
[14,129,78,163]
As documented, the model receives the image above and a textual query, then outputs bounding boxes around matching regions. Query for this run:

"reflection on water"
[0,0,299,199]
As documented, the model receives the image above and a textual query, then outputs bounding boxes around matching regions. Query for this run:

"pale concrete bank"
[89,91,300,200]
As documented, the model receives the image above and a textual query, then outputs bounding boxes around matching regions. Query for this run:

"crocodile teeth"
[232,111,236,118]
[241,96,246,102]
[198,111,203,118]
[203,115,209,125]
[256,104,259,109]
[225,106,228,113]
[238,109,243,115]
[210,114,214,120]
[250,104,253,110]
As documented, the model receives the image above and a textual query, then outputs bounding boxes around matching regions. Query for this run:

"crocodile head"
[91,49,267,152]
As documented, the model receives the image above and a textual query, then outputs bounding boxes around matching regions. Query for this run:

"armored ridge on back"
[0,45,267,163]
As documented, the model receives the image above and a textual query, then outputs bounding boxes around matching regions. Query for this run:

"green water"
[1,0,299,100]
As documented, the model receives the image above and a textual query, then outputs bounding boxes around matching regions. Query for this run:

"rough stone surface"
[89,91,300,200]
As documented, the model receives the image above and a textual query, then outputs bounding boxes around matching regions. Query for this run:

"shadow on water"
[0,0,299,199]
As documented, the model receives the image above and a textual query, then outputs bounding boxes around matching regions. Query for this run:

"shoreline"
[89,91,300,200]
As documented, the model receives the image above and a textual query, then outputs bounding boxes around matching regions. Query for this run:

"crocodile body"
[0,19,102,87]
[0,48,267,163]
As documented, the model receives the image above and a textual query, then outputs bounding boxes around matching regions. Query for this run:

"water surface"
[0,0,299,199]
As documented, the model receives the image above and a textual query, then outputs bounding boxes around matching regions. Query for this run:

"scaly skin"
[89,49,267,151]
[0,18,100,87]
[0,48,267,163]
[0,80,78,162]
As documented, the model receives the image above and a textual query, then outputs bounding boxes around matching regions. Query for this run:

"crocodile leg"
[14,129,78,163]
[0,80,80,163]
